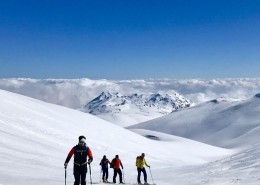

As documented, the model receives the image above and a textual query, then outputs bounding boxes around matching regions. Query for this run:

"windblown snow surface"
[1,90,260,184]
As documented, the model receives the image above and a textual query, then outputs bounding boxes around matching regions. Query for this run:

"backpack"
[74,145,89,164]
[110,158,115,168]
[136,156,142,167]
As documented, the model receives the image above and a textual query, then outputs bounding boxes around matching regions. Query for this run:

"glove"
[148,165,150,168]
[88,159,92,164]
[64,163,68,169]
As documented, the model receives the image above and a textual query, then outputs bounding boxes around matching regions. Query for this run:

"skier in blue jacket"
[99,155,111,182]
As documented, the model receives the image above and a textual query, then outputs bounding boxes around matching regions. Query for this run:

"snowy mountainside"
[82,90,191,127]
[129,129,260,184]
[0,89,231,185]
[128,94,260,149]
[158,143,260,185]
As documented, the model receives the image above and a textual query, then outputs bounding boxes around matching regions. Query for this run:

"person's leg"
[73,165,80,185]
[102,168,105,182]
[118,169,123,183]
[142,168,147,183]
[80,172,86,185]
[105,168,109,182]
[80,165,87,185]
[113,169,117,183]
[137,168,142,184]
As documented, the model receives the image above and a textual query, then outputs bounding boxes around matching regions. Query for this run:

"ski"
[88,181,156,185]
[131,184,156,185]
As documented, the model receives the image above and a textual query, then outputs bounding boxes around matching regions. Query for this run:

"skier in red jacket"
[111,155,124,183]
[64,136,93,185]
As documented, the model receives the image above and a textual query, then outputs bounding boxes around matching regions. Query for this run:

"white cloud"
[0,78,260,109]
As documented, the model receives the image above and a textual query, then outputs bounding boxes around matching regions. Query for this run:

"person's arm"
[87,148,93,163]
[144,158,150,168]
[120,160,124,169]
[64,147,75,168]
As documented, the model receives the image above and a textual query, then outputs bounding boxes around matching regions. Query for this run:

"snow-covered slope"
[0,89,231,185]
[157,143,260,185]
[129,94,260,149]
[82,91,191,127]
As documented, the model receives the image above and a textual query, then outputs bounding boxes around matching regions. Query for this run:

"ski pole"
[99,167,102,182]
[89,163,93,185]
[149,167,155,185]
[65,168,67,185]
[122,169,125,183]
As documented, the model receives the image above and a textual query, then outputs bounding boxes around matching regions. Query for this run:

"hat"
[78,135,86,143]
[141,153,145,156]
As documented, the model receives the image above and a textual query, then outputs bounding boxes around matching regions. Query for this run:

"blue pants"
[102,168,109,181]
[137,167,147,183]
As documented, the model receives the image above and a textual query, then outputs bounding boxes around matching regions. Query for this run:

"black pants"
[137,167,147,183]
[74,164,87,185]
[102,167,109,181]
[113,168,123,183]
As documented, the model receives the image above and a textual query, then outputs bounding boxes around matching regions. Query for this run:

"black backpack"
[110,158,115,168]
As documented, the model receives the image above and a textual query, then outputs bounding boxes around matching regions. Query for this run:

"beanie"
[78,135,86,142]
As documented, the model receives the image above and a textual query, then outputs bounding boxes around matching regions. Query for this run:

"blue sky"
[0,0,260,79]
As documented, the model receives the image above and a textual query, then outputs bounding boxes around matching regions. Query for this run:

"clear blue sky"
[0,0,260,79]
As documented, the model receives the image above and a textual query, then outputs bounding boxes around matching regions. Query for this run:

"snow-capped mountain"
[128,94,260,149]
[82,90,192,127]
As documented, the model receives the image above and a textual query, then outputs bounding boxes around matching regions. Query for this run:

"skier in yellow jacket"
[136,153,150,184]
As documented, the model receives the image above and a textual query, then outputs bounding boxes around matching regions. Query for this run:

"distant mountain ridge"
[128,93,260,148]
[82,90,191,126]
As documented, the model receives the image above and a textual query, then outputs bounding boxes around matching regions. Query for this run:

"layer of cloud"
[0,78,259,109]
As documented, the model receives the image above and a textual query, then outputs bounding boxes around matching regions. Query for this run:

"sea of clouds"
[0,78,259,109]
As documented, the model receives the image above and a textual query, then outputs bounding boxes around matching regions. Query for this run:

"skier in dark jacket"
[99,155,111,182]
[64,136,93,185]
[111,155,124,184]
